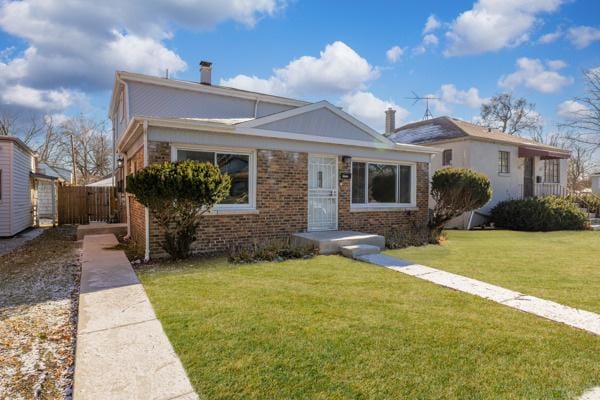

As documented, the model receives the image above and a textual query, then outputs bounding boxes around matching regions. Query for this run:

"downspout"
[124,153,131,239]
[253,99,260,118]
[143,120,150,262]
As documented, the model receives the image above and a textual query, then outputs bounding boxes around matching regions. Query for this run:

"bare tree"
[0,108,18,136]
[566,142,595,191]
[480,93,542,135]
[60,115,112,185]
[560,68,600,149]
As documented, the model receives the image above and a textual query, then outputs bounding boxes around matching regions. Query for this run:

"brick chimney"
[199,61,212,85]
[385,107,396,134]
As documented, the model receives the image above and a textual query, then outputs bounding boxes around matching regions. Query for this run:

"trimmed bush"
[491,196,588,231]
[429,167,492,241]
[127,160,231,259]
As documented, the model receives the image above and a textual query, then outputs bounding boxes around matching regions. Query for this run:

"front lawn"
[387,230,600,313]
[139,256,600,399]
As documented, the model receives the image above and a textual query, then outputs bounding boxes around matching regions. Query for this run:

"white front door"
[308,155,338,231]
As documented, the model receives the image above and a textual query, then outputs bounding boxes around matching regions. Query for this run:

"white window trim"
[350,158,417,210]
[171,143,257,214]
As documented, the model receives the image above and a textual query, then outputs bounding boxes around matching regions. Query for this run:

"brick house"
[110,63,437,259]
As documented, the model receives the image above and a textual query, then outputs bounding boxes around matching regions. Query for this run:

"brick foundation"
[127,147,146,255]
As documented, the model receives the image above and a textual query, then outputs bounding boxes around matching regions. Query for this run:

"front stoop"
[291,230,385,255]
[340,244,381,259]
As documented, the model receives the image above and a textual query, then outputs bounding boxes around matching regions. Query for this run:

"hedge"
[490,196,588,231]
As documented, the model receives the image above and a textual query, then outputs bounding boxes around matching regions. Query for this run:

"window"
[498,151,510,174]
[119,93,125,123]
[442,149,452,166]
[351,161,414,207]
[0,169,2,200]
[544,159,560,183]
[176,148,254,209]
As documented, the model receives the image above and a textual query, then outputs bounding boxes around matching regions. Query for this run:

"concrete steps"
[291,231,385,255]
[340,244,381,259]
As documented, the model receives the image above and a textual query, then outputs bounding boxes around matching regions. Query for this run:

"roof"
[389,116,570,154]
[117,101,437,156]
[87,176,114,187]
[110,71,308,116]
[37,162,71,181]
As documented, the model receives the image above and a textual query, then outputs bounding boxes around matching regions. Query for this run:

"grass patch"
[387,230,600,313]
[139,255,600,399]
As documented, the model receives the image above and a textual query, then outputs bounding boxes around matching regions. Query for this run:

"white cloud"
[546,59,567,70]
[423,15,441,34]
[1,84,77,110]
[444,0,564,56]
[439,84,486,108]
[557,100,589,119]
[412,45,426,56]
[498,57,572,93]
[220,41,379,97]
[538,29,562,44]
[339,91,409,132]
[567,26,600,49]
[428,84,487,115]
[386,46,404,63]
[423,34,439,46]
[0,0,285,112]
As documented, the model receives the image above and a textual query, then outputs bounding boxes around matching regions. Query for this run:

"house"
[386,114,570,228]
[0,136,60,236]
[110,63,437,259]
[591,172,600,194]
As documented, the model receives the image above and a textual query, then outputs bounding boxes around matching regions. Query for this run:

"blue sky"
[0,0,599,132]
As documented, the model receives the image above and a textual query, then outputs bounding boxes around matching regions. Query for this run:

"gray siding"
[0,141,11,236]
[256,108,384,143]
[126,81,294,130]
[11,144,33,235]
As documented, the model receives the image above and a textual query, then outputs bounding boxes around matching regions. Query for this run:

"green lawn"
[387,230,600,313]
[139,255,600,399]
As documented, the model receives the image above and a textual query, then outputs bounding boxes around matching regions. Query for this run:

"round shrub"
[429,167,492,241]
[491,196,588,231]
[127,160,231,259]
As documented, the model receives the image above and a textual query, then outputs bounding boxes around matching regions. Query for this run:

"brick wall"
[127,147,146,254]
[148,143,308,258]
[338,157,429,235]
[142,140,430,259]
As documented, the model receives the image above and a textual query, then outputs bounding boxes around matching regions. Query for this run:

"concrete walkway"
[358,254,600,336]
[74,234,197,400]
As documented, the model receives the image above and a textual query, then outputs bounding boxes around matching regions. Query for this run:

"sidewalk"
[359,253,600,336]
[74,234,197,400]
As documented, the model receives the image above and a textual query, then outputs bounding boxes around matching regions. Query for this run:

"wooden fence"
[58,186,120,224]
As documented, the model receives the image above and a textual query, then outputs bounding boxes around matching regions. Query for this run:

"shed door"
[308,155,338,231]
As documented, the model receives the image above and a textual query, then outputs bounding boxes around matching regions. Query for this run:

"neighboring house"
[591,172,600,194]
[87,175,114,187]
[0,136,59,236]
[110,63,436,259]
[386,115,570,228]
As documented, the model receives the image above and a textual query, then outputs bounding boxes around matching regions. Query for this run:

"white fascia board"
[116,71,308,108]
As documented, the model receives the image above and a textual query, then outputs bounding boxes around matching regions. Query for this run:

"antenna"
[404,91,439,120]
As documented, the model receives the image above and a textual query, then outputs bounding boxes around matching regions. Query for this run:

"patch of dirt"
[0,226,81,400]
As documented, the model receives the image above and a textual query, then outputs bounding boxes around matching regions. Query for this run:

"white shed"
[0,136,36,237]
